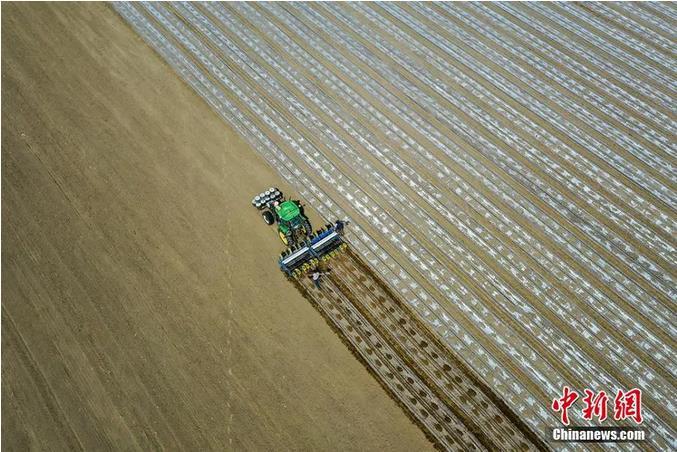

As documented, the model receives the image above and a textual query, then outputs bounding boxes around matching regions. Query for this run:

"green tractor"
[252,187,312,247]
[252,187,346,276]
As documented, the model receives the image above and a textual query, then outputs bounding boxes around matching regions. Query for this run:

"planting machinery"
[252,187,347,277]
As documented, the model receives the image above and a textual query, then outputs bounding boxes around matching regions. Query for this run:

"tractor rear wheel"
[301,219,312,239]
[279,230,289,245]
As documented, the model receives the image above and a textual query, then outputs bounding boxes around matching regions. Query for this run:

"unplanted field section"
[2,3,433,450]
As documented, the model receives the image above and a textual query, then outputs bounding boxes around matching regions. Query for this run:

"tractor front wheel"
[262,211,275,225]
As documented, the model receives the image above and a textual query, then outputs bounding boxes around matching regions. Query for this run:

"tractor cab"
[275,200,310,246]
[276,200,301,226]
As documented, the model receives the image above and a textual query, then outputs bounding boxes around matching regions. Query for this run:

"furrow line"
[142,1,564,432]
[332,252,549,450]
[366,1,675,242]
[299,278,467,449]
[218,0,675,378]
[462,3,675,163]
[328,3,669,302]
[432,3,676,187]
[243,0,675,347]
[486,3,676,132]
[539,2,676,86]
[609,2,677,41]
[338,0,676,310]
[579,2,675,54]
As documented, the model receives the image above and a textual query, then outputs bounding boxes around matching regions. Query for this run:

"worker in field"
[335,219,350,235]
[309,269,331,289]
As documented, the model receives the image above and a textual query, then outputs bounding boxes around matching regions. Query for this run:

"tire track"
[331,250,546,450]
[297,250,543,451]
[297,272,484,450]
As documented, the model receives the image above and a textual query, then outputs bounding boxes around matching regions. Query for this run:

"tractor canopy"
[277,200,301,222]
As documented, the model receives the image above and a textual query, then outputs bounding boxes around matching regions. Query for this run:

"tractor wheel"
[279,231,288,245]
[262,211,275,225]
[301,219,312,239]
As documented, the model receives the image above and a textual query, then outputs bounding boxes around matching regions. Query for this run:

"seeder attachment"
[279,224,348,277]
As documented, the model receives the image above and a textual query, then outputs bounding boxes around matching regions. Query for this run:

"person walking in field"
[309,270,331,289]
[334,219,350,235]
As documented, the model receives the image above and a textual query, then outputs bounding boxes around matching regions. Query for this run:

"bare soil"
[1,3,432,450]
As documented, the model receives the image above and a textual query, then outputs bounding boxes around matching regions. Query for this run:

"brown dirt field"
[1,3,432,450]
